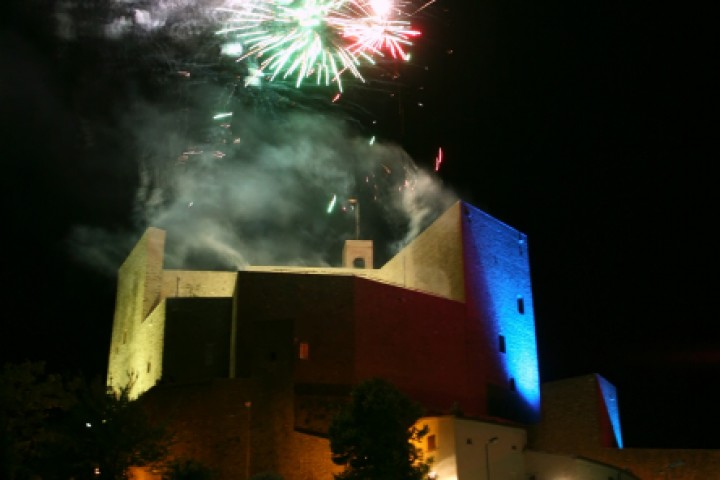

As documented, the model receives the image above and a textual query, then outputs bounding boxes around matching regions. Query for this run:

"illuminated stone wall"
[126,301,166,398]
[378,201,465,301]
[460,203,541,423]
[353,278,480,415]
[529,375,612,452]
[528,374,720,479]
[161,270,237,299]
[107,227,166,398]
[234,271,356,387]
[139,378,341,480]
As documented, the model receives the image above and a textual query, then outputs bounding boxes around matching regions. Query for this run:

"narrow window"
[466,438,473,445]
[498,335,506,353]
[146,361,151,373]
[517,296,525,314]
[122,330,127,344]
[509,377,517,392]
[427,434,437,451]
[299,342,309,360]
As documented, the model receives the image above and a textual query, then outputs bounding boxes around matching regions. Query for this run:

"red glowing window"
[427,434,437,451]
[299,342,309,360]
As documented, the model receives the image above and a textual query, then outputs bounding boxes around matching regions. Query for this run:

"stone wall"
[379,201,465,301]
[107,228,166,397]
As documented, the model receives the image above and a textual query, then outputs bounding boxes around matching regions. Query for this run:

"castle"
[107,200,720,479]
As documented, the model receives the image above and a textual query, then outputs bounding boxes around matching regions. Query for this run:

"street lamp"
[485,436,498,480]
[245,401,252,479]
[348,198,360,239]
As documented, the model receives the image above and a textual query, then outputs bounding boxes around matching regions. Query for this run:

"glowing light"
[434,147,443,171]
[462,203,541,422]
[221,42,244,56]
[213,112,233,119]
[369,135,376,145]
[215,0,421,89]
[340,0,421,62]
[597,375,624,448]
[327,194,338,213]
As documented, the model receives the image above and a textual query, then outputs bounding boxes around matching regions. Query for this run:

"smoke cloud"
[61,0,458,276]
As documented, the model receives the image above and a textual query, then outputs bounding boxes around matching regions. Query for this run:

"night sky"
[2,0,715,449]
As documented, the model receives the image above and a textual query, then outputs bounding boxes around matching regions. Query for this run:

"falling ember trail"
[327,194,338,213]
[434,147,443,172]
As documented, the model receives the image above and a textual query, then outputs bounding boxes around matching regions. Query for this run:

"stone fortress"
[107,201,720,479]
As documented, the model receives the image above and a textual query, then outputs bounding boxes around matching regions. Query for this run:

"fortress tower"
[108,200,540,423]
[108,200,720,479]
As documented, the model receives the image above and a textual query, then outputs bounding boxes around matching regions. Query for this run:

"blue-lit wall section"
[596,374,624,448]
[460,202,541,423]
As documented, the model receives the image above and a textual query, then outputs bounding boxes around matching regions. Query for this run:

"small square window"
[299,342,309,360]
[466,438,473,445]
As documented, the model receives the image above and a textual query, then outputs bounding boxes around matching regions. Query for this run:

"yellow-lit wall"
[415,416,527,480]
[107,228,166,398]
[108,229,238,399]
[160,270,237,299]
[378,201,465,301]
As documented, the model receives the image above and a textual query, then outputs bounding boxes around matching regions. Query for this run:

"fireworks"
[216,0,421,91]
[434,147,443,171]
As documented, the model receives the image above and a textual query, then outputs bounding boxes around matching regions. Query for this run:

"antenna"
[348,198,360,239]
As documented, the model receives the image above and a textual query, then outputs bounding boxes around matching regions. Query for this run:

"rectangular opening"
[298,342,309,360]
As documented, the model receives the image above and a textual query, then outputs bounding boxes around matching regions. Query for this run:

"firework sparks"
[340,0,421,61]
[216,0,421,90]
[327,193,338,213]
[434,146,443,171]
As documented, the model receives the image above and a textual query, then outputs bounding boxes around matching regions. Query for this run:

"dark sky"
[1,0,715,450]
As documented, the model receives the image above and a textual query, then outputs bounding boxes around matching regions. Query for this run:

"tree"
[0,361,77,480]
[0,363,172,480]
[328,377,431,480]
[56,377,173,480]
[162,459,218,480]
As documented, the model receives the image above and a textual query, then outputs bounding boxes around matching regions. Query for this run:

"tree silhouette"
[328,377,431,480]
[0,362,172,480]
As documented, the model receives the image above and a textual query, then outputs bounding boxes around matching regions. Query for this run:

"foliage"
[0,362,172,480]
[56,377,173,480]
[328,377,431,480]
[0,361,78,480]
[162,459,218,480]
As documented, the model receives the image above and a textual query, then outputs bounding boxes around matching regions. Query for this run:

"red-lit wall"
[233,271,508,420]
[353,278,492,417]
